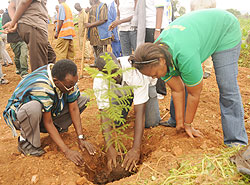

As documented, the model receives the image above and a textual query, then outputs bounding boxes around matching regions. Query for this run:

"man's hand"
[64,148,84,166]
[84,23,91,28]
[154,30,161,41]
[3,22,17,33]
[122,147,140,171]
[78,139,96,155]
[108,20,120,31]
[106,146,118,171]
[54,32,58,39]
[184,124,203,138]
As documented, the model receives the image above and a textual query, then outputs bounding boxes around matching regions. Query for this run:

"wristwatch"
[78,134,85,140]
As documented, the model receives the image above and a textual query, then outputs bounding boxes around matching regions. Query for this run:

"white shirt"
[118,0,135,31]
[93,56,157,109]
[145,0,172,29]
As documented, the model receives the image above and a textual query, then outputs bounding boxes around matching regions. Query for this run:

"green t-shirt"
[157,9,241,87]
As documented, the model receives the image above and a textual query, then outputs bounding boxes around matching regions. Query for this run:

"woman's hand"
[184,123,203,138]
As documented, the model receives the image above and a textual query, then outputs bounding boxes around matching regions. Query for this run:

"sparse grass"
[239,17,250,68]
[135,147,250,185]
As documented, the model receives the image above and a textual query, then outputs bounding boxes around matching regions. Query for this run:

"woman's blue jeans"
[168,42,248,146]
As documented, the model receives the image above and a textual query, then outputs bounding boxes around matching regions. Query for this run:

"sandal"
[18,137,45,157]
[0,78,9,84]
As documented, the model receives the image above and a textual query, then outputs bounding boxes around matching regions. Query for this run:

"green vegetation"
[134,147,250,185]
[84,53,134,155]
[239,17,250,68]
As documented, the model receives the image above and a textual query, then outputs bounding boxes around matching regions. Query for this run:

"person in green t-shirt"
[129,9,248,146]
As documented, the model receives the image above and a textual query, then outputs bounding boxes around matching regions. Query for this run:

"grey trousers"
[14,95,89,147]
[113,85,161,128]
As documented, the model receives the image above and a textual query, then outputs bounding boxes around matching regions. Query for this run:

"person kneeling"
[93,52,161,171]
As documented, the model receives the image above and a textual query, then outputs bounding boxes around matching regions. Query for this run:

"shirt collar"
[47,64,56,88]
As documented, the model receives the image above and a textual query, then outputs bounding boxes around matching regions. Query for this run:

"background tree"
[226,9,241,17]
[171,0,186,19]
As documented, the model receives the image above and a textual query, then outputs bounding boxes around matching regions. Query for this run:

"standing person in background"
[4,0,56,72]
[74,3,90,61]
[109,0,137,56]
[2,7,28,78]
[108,0,122,58]
[53,5,59,30]
[0,9,13,67]
[85,0,112,67]
[55,0,76,61]
[190,0,216,79]
[132,0,172,100]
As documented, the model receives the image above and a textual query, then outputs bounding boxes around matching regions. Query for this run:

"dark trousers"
[17,23,56,71]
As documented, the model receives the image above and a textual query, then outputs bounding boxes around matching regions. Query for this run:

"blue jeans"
[168,42,248,145]
[119,30,137,56]
[111,40,122,57]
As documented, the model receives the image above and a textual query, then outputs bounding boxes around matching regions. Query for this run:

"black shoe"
[203,72,211,79]
[18,137,45,156]
[159,119,176,127]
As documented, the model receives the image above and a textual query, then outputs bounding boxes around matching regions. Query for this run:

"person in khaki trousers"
[190,0,216,79]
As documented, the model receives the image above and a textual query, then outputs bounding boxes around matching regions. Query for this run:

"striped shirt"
[3,64,80,136]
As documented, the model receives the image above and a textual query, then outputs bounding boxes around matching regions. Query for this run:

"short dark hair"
[52,59,77,81]
[96,52,119,72]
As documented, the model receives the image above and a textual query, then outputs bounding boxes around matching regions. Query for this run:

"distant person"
[109,0,137,56]
[5,0,56,72]
[85,0,112,67]
[190,0,216,79]
[0,10,13,67]
[53,5,59,30]
[108,0,122,57]
[3,60,96,165]
[55,0,76,61]
[0,60,9,84]
[2,8,28,78]
[74,3,90,61]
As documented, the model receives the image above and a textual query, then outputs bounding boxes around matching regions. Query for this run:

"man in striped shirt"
[3,59,95,166]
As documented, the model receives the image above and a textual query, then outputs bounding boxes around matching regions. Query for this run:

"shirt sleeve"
[93,77,110,109]
[124,70,150,105]
[58,4,66,21]
[154,0,166,8]
[99,3,108,21]
[178,53,203,87]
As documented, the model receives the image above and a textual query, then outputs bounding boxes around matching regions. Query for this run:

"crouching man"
[3,60,96,165]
